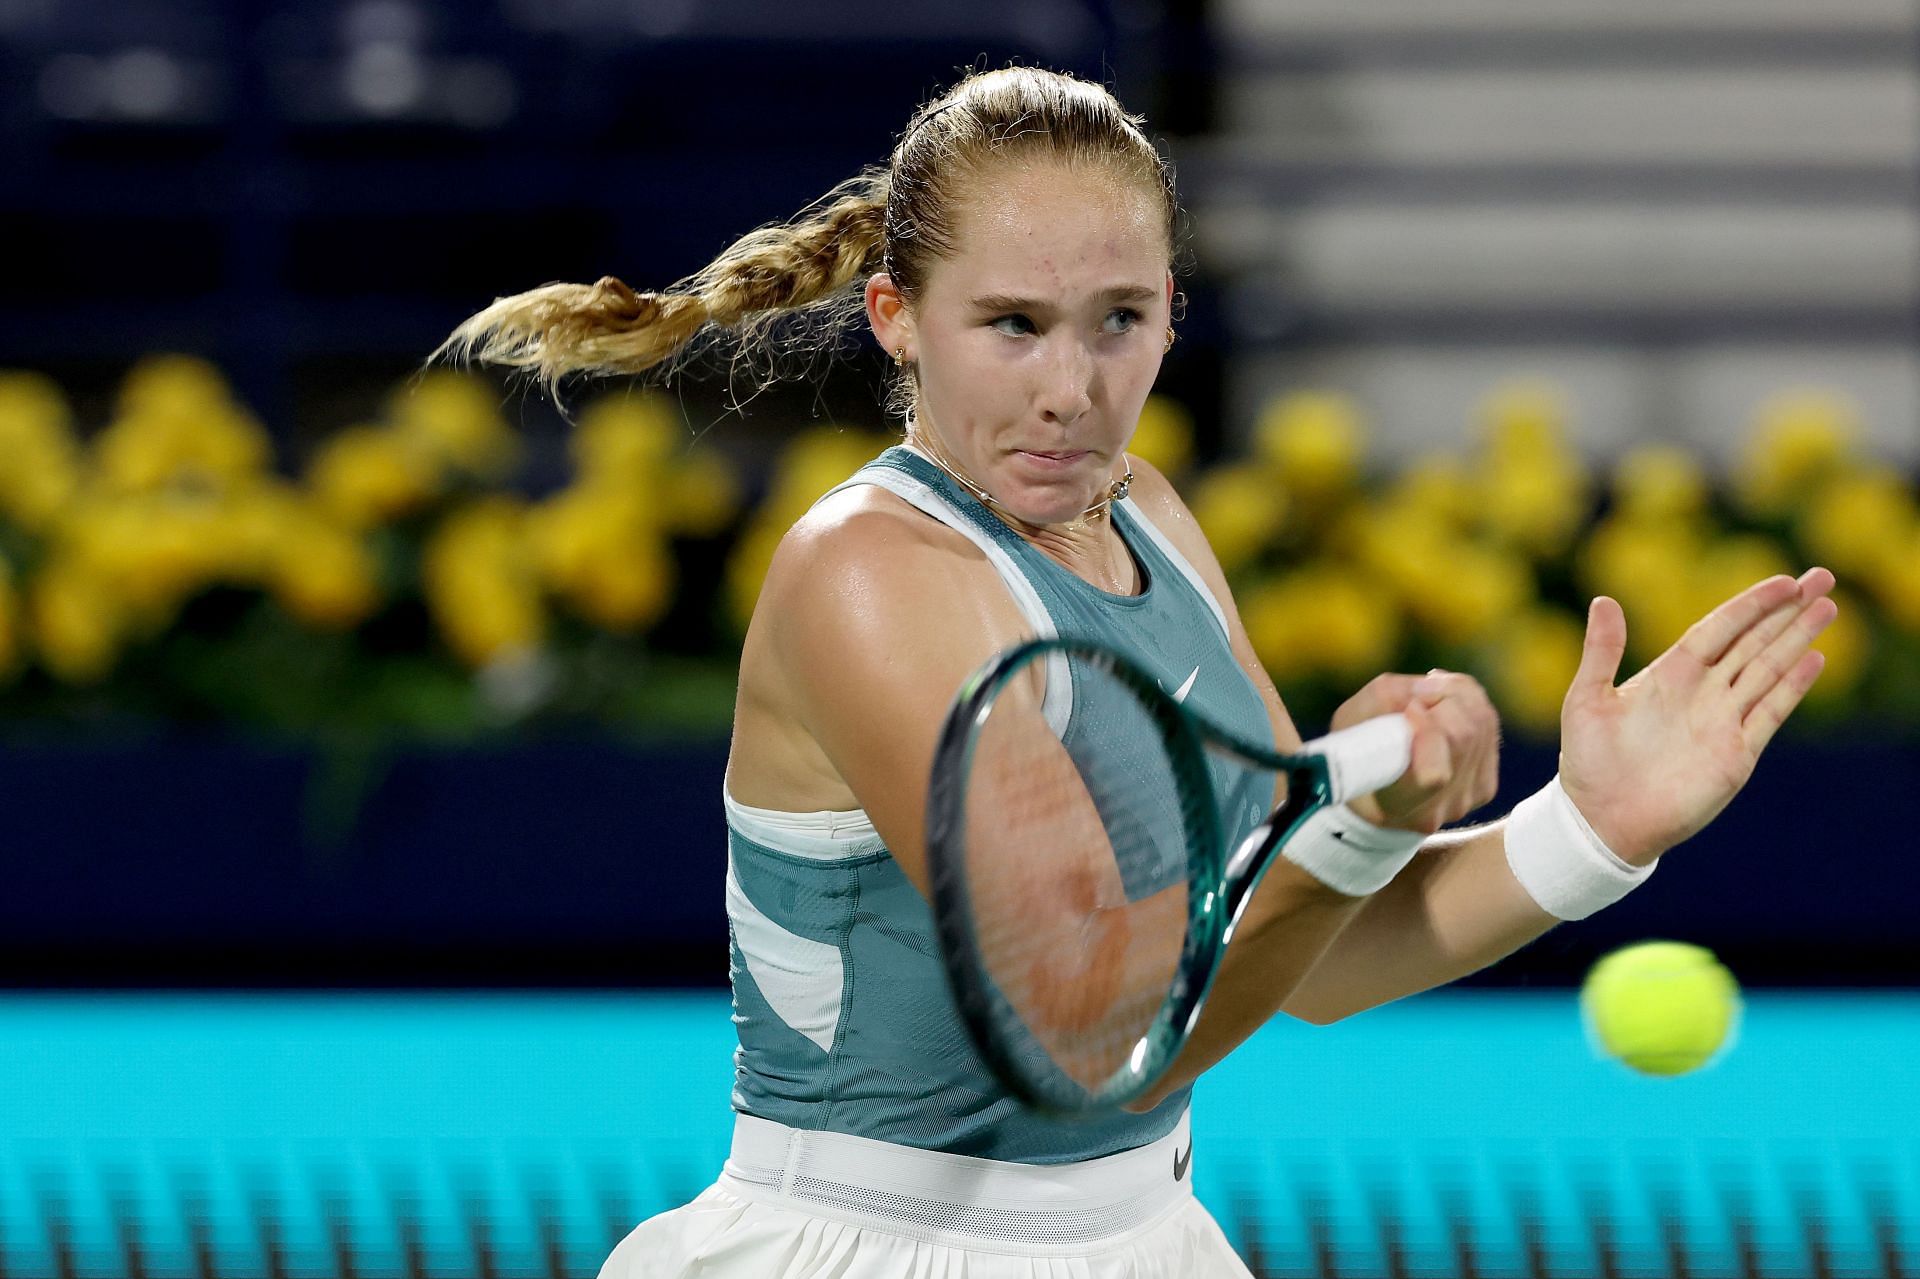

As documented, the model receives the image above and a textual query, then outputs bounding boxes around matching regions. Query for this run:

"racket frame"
[926,637,1344,1114]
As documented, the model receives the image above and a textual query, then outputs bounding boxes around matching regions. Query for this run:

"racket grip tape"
[1302,714,1414,805]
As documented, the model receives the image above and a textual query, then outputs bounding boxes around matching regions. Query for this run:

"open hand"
[1333,670,1501,834]
[1559,568,1836,866]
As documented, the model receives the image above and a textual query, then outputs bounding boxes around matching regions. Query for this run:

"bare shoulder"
[732,482,1029,884]
[746,483,1029,730]
[756,484,1013,645]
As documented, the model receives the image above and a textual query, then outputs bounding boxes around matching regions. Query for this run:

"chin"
[1001,486,1100,527]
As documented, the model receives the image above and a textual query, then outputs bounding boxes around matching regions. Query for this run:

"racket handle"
[1302,714,1414,804]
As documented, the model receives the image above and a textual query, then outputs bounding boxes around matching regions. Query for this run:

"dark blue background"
[6,734,1913,987]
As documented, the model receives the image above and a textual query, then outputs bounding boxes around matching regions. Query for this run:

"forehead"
[928,159,1168,300]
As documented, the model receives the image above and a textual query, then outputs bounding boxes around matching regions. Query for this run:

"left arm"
[1284,567,1838,1025]
[1280,819,1552,1025]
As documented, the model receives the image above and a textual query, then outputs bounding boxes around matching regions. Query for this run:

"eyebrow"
[968,284,1160,313]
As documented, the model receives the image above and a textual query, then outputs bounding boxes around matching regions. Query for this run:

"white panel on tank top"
[726,850,843,1053]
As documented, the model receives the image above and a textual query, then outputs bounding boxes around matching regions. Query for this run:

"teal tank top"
[724,446,1276,1164]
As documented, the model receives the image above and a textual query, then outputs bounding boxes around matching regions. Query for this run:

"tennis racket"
[926,637,1413,1114]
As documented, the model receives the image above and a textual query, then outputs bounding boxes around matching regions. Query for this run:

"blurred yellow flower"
[1797,465,1916,580]
[1613,445,1709,523]
[307,426,441,529]
[1805,589,1869,707]
[1242,566,1400,682]
[1190,462,1287,575]
[1341,501,1453,605]
[54,493,240,631]
[197,483,300,585]
[0,369,74,426]
[95,355,273,494]
[117,354,231,419]
[726,521,787,633]
[529,484,674,633]
[1733,388,1859,517]
[0,371,84,532]
[1689,535,1797,626]
[1485,607,1584,736]
[666,449,744,538]
[1411,541,1534,646]
[94,407,273,495]
[423,499,545,667]
[1253,391,1361,503]
[388,370,519,480]
[1128,395,1195,478]
[767,427,892,525]
[573,535,674,633]
[269,517,381,631]
[571,392,684,484]
[1578,515,1702,664]
[1341,499,1529,646]
[27,558,122,684]
[1240,575,1309,675]
[1478,449,1589,559]
[1386,453,1477,531]
[1865,526,1920,634]
[1478,380,1569,461]
[1470,382,1589,557]
[0,559,18,681]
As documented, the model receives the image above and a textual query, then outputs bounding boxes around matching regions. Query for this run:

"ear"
[865,273,913,361]
[1164,270,1176,318]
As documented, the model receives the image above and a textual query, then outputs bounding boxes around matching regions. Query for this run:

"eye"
[990,314,1035,337]
[1103,307,1143,335]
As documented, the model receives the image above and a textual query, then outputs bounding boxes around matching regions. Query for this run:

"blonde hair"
[434,67,1179,406]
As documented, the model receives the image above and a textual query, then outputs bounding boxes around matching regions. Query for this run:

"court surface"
[1,990,1912,1277]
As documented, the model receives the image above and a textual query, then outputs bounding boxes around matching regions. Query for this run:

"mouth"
[1011,449,1091,469]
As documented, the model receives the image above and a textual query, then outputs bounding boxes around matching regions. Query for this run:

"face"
[872,159,1173,526]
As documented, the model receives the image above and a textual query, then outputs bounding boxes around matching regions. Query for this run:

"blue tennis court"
[2,990,1911,1277]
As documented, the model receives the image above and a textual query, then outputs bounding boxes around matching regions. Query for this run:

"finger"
[1404,703,1453,789]
[1714,594,1809,681]
[1676,574,1801,666]
[1413,691,1497,820]
[1570,596,1628,696]
[1730,595,1838,717]
[1345,673,1426,716]
[1797,565,1837,598]
[1742,649,1826,755]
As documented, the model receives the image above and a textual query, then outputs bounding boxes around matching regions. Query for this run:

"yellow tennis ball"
[1581,941,1741,1076]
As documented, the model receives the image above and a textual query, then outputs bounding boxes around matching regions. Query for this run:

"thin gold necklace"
[911,434,1133,526]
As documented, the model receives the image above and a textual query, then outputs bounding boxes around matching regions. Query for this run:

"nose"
[1036,336,1095,426]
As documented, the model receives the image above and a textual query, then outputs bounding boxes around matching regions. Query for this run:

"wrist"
[1503,775,1654,921]
[1280,803,1426,898]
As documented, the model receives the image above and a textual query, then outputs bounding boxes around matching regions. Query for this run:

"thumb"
[1571,595,1627,695]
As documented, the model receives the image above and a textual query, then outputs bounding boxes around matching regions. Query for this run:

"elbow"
[1282,998,1355,1027]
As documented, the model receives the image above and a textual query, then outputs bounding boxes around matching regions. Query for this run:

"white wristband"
[1280,803,1426,898]
[1504,775,1654,920]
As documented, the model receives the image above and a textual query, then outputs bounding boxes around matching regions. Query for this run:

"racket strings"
[958,657,1196,1100]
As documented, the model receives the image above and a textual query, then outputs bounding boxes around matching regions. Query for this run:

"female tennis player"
[440,66,1834,1278]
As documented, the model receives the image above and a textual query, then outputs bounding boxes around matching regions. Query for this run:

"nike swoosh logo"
[1172,667,1199,704]
[1173,1142,1192,1182]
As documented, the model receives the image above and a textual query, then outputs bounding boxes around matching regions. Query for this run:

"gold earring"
[892,347,907,368]
[1163,327,1177,353]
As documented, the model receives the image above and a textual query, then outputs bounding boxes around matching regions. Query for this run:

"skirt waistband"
[721,1111,1194,1249]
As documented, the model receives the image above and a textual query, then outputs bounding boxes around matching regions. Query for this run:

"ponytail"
[434,168,890,394]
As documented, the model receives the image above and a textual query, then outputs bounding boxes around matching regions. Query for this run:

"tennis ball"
[1581,941,1740,1077]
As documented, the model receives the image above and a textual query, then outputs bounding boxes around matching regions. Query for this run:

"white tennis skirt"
[597,1111,1252,1278]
